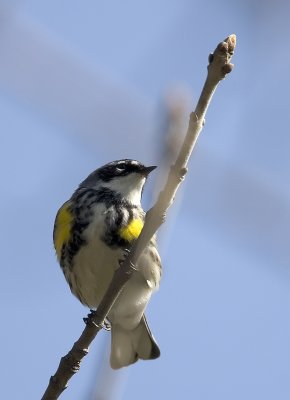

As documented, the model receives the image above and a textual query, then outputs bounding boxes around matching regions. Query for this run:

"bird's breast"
[70,233,123,307]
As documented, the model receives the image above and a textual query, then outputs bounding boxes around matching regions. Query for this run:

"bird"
[53,159,162,369]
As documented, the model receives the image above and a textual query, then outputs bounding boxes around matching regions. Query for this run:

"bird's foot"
[118,248,131,266]
[83,310,111,331]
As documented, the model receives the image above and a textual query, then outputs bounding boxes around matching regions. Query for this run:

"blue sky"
[1,1,290,399]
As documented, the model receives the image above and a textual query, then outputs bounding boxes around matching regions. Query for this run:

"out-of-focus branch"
[41,34,236,400]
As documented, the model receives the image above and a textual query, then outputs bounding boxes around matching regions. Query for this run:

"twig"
[41,34,236,400]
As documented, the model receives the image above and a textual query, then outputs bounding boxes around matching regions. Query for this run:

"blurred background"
[1,1,290,399]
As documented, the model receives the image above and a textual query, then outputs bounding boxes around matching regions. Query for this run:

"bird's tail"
[110,315,160,369]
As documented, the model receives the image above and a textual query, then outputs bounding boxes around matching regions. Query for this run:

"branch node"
[169,164,188,183]
[61,354,82,373]
[218,41,228,54]
[189,111,198,123]
[180,167,188,179]
[222,63,234,75]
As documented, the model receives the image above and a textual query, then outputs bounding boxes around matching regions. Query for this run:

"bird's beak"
[143,165,157,175]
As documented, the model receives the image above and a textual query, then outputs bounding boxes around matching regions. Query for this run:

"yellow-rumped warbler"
[53,159,161,369]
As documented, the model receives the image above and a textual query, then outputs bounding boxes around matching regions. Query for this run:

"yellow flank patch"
[118,218,144,242]
[54,202,73,260]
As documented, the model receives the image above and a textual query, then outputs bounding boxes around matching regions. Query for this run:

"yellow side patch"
[118,218,144,242]
[53,202,73,260]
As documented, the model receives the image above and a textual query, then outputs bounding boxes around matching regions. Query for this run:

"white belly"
[70,235,122,307]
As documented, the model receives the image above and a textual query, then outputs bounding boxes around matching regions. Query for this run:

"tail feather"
[110,315,160,369]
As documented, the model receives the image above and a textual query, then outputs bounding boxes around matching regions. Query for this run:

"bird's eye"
[116,163,125,172]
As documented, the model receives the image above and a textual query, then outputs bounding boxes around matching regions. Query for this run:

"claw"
[83,310,111,331]
[83,309,97,326]
[103,319,111,331]
[118,248,131,265]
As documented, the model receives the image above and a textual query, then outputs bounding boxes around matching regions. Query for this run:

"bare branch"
[41,34,236,400]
